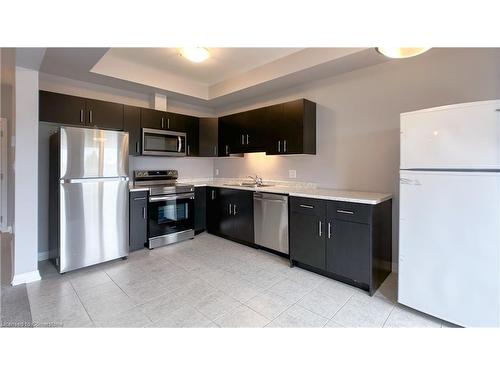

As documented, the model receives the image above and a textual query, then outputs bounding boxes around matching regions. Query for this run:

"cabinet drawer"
[327,201,372,224]
[290,197,326,216]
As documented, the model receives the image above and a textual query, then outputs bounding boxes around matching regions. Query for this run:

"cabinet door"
[167,112,197,132]
[199,118,219,157]
[265,103,284,155]
[218,115,239,156]
[281,99,303,154]
[194,187,206,233]
[124,105,141,155]
[184,116,199,156]
[206,187,221,234]
[141,108,167,129]
[232,190,254,243]
[326,219,370,285]
[290,197,326,269]
[129,191,148,251]
[39,90,86,126]
[85,99,124,130]
[244,108,266,152]
[217,188,235,237]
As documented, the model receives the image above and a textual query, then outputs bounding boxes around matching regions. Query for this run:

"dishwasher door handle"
[254,197,287,203]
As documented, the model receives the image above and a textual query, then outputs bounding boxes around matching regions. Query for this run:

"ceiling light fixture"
[180,47,210,63]
[376,47,431,59]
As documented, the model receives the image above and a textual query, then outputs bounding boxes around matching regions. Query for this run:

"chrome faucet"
[247,175,263,186]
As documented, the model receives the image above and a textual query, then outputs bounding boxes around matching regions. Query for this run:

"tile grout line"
[326,292,355,327]
[70,280,95,327]
[381,304,397,328]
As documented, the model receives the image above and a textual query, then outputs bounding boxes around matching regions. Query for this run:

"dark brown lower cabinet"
[206,187,254,244]
[290,197,392,295]
[289,199,326,270]
[326,220,370,285]
[194,187,206,233]
[129,191,148,251]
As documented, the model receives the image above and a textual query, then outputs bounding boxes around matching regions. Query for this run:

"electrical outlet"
[215,168,219,176]
[288,169,297,178]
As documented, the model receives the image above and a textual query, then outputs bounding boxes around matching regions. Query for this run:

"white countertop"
[130,179,391,205]
[177,179,392,205]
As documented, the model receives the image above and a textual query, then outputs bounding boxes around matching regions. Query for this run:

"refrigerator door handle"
[61,176,129,183]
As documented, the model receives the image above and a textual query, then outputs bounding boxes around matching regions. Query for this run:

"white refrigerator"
[398,100,500,327]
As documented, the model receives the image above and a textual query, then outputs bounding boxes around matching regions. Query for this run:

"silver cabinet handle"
[168,118,170,129]
[246,134,249,144]
[80,109,84,123]
[299,204,314,209]
[133,197,146,201]
[214,146,217,156]
[233,204,237,215]
[229,203,232,215]
[89,110,93,124]
[161,117,164,128]
[211,190,215,200]
[135,141,139,153]
[284,140,287,152]
[241,134,245,145]
[328,222,332,239]
[225,145,229,155]
[318,221,322,237]
[278,140,281,152]
[178,136,182,152]
[187,144,190,156]
[337,209,354,215]
[142,206,146,219]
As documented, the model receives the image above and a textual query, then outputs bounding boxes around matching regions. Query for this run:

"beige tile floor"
[27,233,451,328]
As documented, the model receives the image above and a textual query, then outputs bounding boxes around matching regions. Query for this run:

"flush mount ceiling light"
[179,47,210,63]
[376,47,431,59]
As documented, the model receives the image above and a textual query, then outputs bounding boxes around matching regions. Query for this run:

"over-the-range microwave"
[141,128,186,156]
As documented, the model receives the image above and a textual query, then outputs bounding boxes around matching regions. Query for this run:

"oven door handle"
[149,193,194,202]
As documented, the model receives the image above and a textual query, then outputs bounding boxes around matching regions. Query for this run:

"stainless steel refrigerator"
[49,127,129,273]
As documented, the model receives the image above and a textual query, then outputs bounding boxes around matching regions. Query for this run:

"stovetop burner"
[133,169,194,195]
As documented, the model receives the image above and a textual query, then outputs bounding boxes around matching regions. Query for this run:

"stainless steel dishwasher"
[253,192,289,254]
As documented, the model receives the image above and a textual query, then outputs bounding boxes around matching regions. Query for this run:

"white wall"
[213,48,500,270]
[13,67,40,283]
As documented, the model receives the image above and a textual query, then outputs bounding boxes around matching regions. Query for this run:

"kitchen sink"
[223,182,274,188]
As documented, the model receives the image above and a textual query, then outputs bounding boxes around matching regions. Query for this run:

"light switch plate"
[288,169,297,178]
[215,168,219,176]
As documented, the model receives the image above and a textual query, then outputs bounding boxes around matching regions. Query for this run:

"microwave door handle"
[178,136,182,152]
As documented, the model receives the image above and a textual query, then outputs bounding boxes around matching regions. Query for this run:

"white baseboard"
[11,270,41,286]
[38,251,49,261]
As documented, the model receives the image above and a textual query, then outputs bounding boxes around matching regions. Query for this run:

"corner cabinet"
[206,187,254,244]
[199,118,219,157]
[290,197,392,295]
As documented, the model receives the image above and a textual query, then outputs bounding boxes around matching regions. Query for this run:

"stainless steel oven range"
[133,170,195,249]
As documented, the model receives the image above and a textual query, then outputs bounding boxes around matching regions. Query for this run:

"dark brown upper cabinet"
[39,90,86,126]
[140,108,168,129]
[183,115,199,157]
[124,105,141,156]
[85,98,124,130]
[39,90,124,130]
[218,108,267,154]
[266,99,316,155]
[199,118,219,157]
